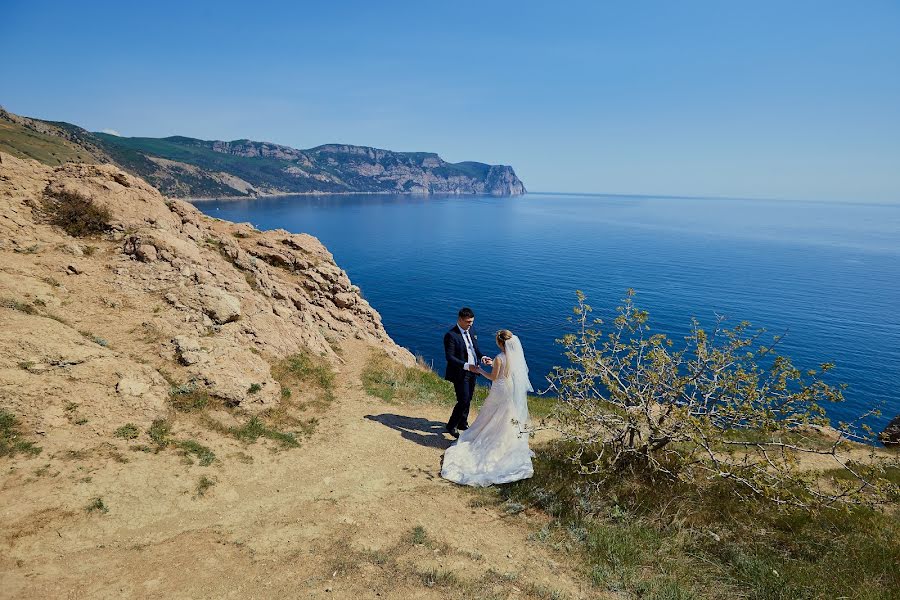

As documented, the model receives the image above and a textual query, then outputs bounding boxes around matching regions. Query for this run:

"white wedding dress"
[440,336,535,487]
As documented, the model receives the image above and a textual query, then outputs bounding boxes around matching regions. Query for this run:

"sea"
[194,192,900,433]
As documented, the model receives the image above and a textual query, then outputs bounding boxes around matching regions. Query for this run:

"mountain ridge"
[0,109,526,199]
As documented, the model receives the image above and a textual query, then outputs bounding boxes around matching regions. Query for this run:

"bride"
[440,329,534,487]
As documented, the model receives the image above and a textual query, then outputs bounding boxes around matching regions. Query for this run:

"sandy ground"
[1,340,601,600]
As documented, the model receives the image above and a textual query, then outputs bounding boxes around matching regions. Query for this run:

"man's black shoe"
[446,426,460,439]
[457,424,469,431]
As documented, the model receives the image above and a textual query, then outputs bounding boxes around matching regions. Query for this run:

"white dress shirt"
[458,324,477,371]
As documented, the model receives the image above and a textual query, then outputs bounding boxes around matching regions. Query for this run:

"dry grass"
[0,410,42,458]
[319,528,571,600]
[493,440,900,600]
[44,188,111,237]
[362,350,556,419]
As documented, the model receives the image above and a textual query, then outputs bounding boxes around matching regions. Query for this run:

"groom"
[444,307,492,438]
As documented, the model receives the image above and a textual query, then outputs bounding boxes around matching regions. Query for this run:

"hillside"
[0,152,586,599]
[0,109,526,198]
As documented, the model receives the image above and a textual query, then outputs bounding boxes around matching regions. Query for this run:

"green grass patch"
[410,525,428,545]
[196,475,216,497]
[168,383,210,412]
[823,460,900,486]
[113,423,141,440]
[494,440,900,599]
[177,439,216,466]
[418,567,459,589]
[273,350,335,389]
[0,409,42,457]
[145,418,216,465]
[270,349,336,408]
[86,497,108,514]
[363,351,555,419]
[229,416,300,448]
[362,351,455,405]
[0,119,91,165]
[148,418,172,449]
[1,298,38,315]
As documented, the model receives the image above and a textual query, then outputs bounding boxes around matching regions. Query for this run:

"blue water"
[195,193,900,432]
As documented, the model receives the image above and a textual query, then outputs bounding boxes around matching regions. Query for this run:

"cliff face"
[0,109,527,198]
[0,152,414,453]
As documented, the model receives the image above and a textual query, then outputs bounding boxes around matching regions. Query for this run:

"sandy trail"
[1,341,598,599]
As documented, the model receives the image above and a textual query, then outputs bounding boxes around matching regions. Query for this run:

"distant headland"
[0,108,526,199]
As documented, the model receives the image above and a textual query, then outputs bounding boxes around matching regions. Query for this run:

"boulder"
[137,243,158,262]
[879,414,900,447]
[116,374,151,396]
[197,284,241,324]
[333,292,356,309]
[173,336,202,365]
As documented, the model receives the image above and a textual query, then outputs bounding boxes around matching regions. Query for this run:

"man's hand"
[481,356,493,366]
[465,363,477,372]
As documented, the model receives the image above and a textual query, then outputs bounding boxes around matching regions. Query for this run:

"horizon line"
[527,190,900,207]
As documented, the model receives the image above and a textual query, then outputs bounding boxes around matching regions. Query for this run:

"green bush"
[114,423,140,440]
[547,290,897,509]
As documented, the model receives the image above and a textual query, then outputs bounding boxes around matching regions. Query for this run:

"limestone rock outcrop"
[0,152,414,454]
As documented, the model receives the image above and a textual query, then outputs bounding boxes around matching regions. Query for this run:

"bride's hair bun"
[496,329,513,346]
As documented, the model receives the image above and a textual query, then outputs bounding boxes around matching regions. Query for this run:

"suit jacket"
[444,325,485,382]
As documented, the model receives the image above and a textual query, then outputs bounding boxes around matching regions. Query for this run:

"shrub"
[169,383,210,412]
[114,423,140,440]
[196,475,216,497]
[45,188,111,237]
[410,525,428,545]
[500,439,900,599]
[86,497,108,514]
[148,418,172,448]
[546,290,898,509]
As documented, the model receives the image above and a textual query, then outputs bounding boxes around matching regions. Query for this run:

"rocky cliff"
[0,151,414,454]
[0,109,527,198]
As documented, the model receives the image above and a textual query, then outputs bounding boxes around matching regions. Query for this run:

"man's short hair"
[458,307,475,319]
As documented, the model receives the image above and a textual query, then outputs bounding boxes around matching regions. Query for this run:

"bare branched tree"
[545,290,898,509]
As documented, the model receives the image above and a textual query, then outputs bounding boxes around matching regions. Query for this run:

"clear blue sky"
[2,1,899,201]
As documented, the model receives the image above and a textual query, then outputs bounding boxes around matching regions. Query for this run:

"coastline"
[187,190,526,202]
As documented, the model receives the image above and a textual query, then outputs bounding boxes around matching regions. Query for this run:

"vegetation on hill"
[0,119,93,165]
[493,441,899,599]
[487,290,900,598]
[0,108,526,198]
[363,325,899,598]
[545,290,896,509]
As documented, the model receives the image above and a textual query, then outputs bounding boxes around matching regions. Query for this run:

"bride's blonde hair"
[496,329,513,348]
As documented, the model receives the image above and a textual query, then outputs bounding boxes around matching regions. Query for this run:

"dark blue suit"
[444,325,485,430]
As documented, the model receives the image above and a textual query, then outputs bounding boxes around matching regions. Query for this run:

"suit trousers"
[448,372,477,429]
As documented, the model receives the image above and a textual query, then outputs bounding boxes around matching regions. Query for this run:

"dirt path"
[1,341,599,599]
